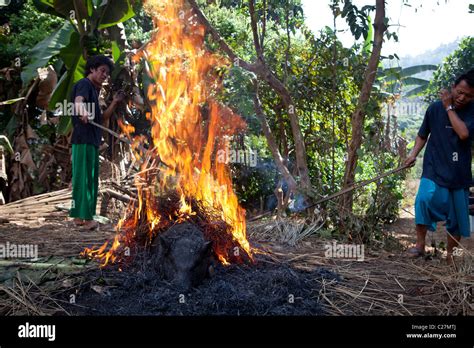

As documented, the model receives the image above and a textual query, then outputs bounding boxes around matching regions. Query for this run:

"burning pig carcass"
[149,223,213,291]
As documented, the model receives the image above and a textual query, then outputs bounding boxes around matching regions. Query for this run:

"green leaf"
[111,41,120,62]
[0,97,25,106]
[32,0,64,17]
[87,0,94,17]
[400,65,437,78]
[362,15,373,55]
[378,91,393,98]
[402,77,430,86]
[53,0,88,21]
[21,21,74,87]
[0,135,14,154]
[97,0,135,29]
[48,31,86,134]
[4,115,18,139]
[404,84,429,98]
[38,0,55,6]
[383,67,402,74]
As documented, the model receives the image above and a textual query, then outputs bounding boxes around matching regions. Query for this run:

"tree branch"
[253,81,297,192]
[248,0,264,60]
[260,0,267,49]
[341,0,387,212]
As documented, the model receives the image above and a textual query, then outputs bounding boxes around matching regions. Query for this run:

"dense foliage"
[3,0,464,242]
[0,0,63,68]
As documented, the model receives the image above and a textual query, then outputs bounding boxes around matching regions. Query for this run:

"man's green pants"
[69,144,99,220]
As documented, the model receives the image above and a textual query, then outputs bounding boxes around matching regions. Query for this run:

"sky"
[301,0,473,58]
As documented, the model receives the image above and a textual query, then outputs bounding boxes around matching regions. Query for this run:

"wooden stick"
[0,260,90,270]
[89,121,170,173]
[101,188,135,204]
[89,120,148,153]
[249,165,411,221]
[310,164,411,207]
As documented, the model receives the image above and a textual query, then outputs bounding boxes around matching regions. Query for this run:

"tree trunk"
[340,0,387,214]
[253,81,297,195]
[188,0,313,195]
[384,104,391,150]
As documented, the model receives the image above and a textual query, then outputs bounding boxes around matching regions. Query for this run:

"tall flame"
[83,0,252,266]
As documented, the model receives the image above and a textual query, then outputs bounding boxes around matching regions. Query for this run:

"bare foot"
[407,246,425,258]
[81,220,99,230]
[73,218,84,226]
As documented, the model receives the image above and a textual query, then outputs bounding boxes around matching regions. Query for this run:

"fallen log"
[101,188,135,204]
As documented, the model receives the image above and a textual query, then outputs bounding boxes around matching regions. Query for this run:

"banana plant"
[21,0,135,134]
[378,64,437,98]
[376,64,437,153]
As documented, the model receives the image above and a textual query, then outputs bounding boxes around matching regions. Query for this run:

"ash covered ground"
[64,255,340,316]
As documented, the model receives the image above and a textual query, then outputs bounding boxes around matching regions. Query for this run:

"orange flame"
[83,0,253,266]
[117,118,135,135]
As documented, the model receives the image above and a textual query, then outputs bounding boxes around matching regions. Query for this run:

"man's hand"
[439,89,454,109]
[113,90,126,104]
[80,114,89,124]
[440,88,469,140]
[404,155,417,167]
[102,90,126,122]
[75,96,92,124]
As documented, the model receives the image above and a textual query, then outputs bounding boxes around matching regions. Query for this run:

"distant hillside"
[385,38,464,79]
[399,39,462,67]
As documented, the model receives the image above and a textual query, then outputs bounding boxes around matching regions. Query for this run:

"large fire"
[83,0,253,266]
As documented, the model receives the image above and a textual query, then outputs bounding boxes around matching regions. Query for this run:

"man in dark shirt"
[405,69,474,263]
[69,55,124,230]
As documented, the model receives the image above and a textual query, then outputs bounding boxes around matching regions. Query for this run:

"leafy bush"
[424,37,474,103]
[0,0,63,67]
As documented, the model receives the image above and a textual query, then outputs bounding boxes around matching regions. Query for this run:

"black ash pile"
[64,255,340,316]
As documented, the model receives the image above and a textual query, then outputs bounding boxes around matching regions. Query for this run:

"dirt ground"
[0,179,472,316]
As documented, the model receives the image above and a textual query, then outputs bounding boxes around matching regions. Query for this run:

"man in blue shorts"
[405,69,474,262]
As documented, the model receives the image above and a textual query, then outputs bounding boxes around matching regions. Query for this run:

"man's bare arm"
[102,91,125,122]
[446,109,469,140]
[404,135,427,167]
[74,96,91,124]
